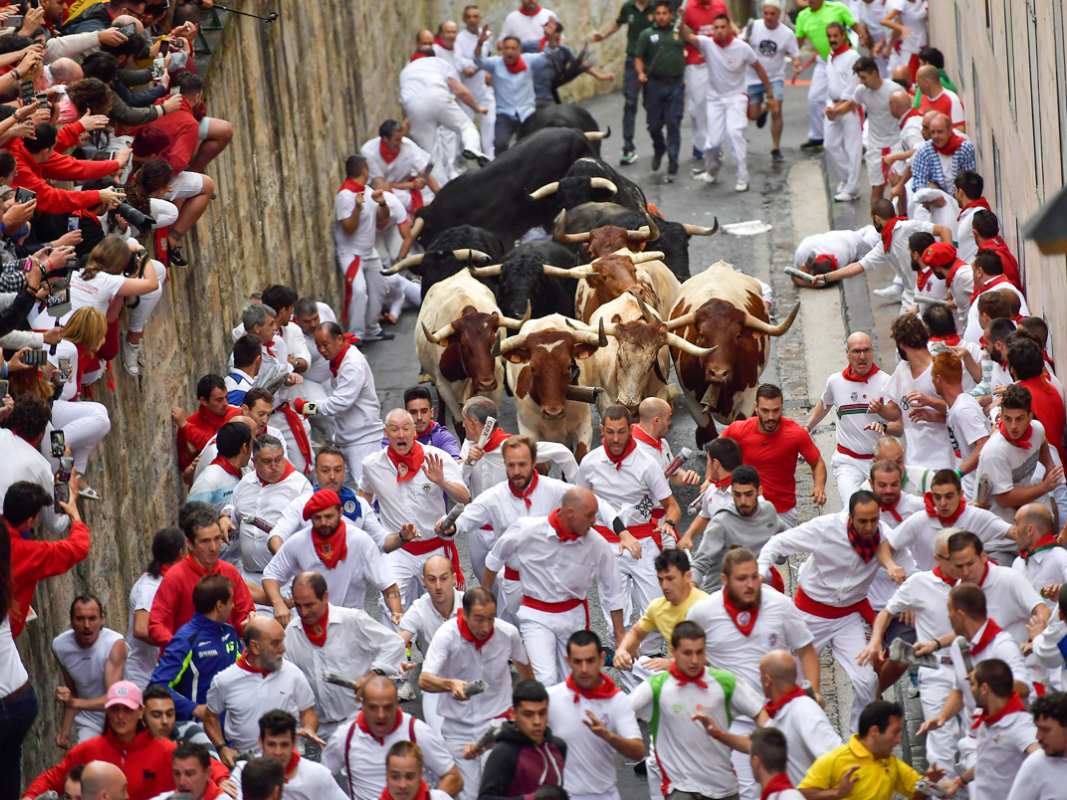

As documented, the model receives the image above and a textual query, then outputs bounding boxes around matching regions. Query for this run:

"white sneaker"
[693,171,717,184]
[735,181,749,192]
[833,191,857,202]
[873,284,903,298]
[122,339,142,377]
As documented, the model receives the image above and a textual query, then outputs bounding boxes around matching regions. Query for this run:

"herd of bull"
[390,108,800,452]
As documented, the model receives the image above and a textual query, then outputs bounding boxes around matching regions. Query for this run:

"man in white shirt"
[547,630,644,800]
[419,587,531,800]
[821,24,862,202]
[381,741,457,800]
[499,0,557,45]
[362,119,439,217]
[749,727,806,800]
[1012,504,1067,606]
[849,58,910,206]
[282,572,404,741]
[744,1,799,161]
[292,297,339,440]
[361,409,470,607]
[921,241,974,336]
[954,171,989,263]
[630,397,702,486]
[790,225,880,285]
[0,399,70,534]
[679,437,743,549]
[883,0,928,80]
[455,5,496,158]
[1008,693,1067,799]
[806,331,894,501]
[187,421,251,512]
[963,251,1029,344]
[932,350,989,496]
[682,14,775,192]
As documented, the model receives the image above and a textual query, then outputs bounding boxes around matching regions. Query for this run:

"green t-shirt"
[617,0,657,56]
[636,24,686,78]
[795,0,856,59]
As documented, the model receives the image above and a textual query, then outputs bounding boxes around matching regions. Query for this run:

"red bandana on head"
[763,685,806,719]
[457,608,494,650]
[380,782,431,800]
[210,454,243,479]
[505,55,528,73]
[329,333,360,376]
[971,692,1025,729]
[312,520,349,570]
[847,522,880,563]
[842,364,880,383]
[565,672,620,703]
[880,217,904,253]
[970,617,1003,656]
[548,507,581,542]
[722,591,759,636]
[388,441,426,482]
[998,418,1033,449]
[934,133,966,156]
[483,427,511,452]
[760,774,796,800]
[631,424,661,451]
[668,661,707,688]
[303,604,329,647]
[379,139,400,164]
[924,492,966,526]
[606,437,637,470]
[509,471,539,510]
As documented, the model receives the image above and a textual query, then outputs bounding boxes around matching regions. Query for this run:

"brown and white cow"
[547,251,680,323]
[666,261,800,446]
[415,270,527,426]
[500,314,607,460]
[579,292,712,416]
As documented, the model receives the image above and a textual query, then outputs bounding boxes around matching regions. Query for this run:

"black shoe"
[800,138,824,150]
[620,149,637,165]
[169,244,188,267]
[771,148,784,163]
[756,110,768,128]
[633,760,648,777]
[651,150,664,171]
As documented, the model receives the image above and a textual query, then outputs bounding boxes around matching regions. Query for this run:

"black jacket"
[478,721,567,800]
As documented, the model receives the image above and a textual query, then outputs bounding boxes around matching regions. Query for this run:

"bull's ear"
[573,343,599,360]
[515,366,532,399]
[504,349,530,364]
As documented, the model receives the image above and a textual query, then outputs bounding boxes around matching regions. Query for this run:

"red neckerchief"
[760,773,796,800]
[943,259,967,290]
[388,441,425,482]
[303,604,329,647]
[924,492,966,525]
[380,782,431,800]
[972,692,1026,730]
[932,566,957,586]
[880,217,904,252]
[881,503,902,523]
[713,34,735,48]
[722,590,759,636]
[714,476,732,490]
[847,522,880,563]
[813,253,838,270]
[236,652,271,677]
[976,559,991,587]
[409,51,431,61]
[260,460,297,485]
[339,178,365,194]
[433,35,453,50]
[457,608,493,650]
[842,364,880,383]
[184,553,220,578]
[763,685,806,719]
[329,333,359,376]
[916,268,934,291]
[957,197,991,220]
[929,333,961,347]
[971,273,1011,303]
[505,55,528,73]
[631,424,661,451]
[357,708,404,745]
[898,107,921,129]
[669,661,708,688]
[565,672,620,703]
[509,471,539,510]
[263,338,277,359]
[284,750,301,782]
[970,617,1003,656]
[998,418,1033,450]
[830,42,850,57]
[548,507,581,542]
[606,437,637,470]
[379,139,400,165]
[483,427,511,452]
[518,2,542,16]
[210,455,243,479]
[934,134,965,156]
[1022,533,1058,561]
[312,520,349,570]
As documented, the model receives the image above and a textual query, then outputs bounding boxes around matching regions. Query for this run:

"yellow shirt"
[799,735,919,800]
[634,588,708,652]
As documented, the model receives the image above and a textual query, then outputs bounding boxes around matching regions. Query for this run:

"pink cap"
[105,680,143,710]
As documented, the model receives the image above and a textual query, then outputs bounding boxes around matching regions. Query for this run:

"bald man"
[860,435,936,497]
[1012,504,1067,604]
[632,397,702,486]
[80,761,127,800]
[806,332,894,501]
[484,487,627,684]
[915,65,965,130]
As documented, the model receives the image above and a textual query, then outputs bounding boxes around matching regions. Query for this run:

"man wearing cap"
[23,681,178,800]
[262,489,403,626]
[922,241,974,332]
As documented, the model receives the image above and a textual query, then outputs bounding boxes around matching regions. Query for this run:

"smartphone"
[50,429,65,458]
[14,187,35,204]
[19,78,33,106]
[67,216,79,232]
[0,379,8,397]
[119,23,137,38]
[7,15,22,28]
[53,480,69,508]
[23,349,47,367]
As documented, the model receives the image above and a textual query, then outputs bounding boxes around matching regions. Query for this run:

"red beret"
[303,489,341,520]
[921,242,957,268]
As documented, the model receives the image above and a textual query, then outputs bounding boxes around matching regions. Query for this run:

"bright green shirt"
[636,23,686,78]
[617,0,657,57]
[795,1,856,59]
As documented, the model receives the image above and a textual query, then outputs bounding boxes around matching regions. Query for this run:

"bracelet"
[11,68,18,81]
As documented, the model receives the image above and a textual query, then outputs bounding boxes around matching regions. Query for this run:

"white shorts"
[864,143,892,187]
[198,115,215,142]
[164,171,206,201]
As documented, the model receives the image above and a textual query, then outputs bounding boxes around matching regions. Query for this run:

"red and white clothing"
[498,5,557,44]
[884,358,952,470]
[825,46,862,197]
[946,392,990,497]
[957,201,991,263]
[229,754,347,800]
[918,88,965,129]
[269,492,386,551]
[762,691,841,785]
[976,420,1048,523]
[964,279,1029,344]
[949,619,1030,716]
[820,365,893,501]
[204,658,316,753]
[547,676,641,800]
[485,514,625,685]
[682,1,727,157]
[319,342,384,485]
[885,0,928,73]
[869,492,925,609]
[52,627,125,743]
[461,437,578,499]
[887,501,1012,572]
[44,339,110,473]
[744,19,798,84]
[455,27,496,158]
[973,562,1045,646]
[283,604,405,738]
[793,227,880,274]
[694,35,759,185]
[1012,544,1067,609]
[858,218,937,310]
[963,696,1037,800]
[226,466,312,580]
[1007,750,1067,800]
[940,257,976,332]
[124,572,164,689]
[361,135,433,213]
[323,709,455,800]
[398,589,463,730]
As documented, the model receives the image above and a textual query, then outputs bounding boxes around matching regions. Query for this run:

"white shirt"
[759,510,887,608]
[52,627,125,735]
[320,346,384,445]
[976,562,1045,645]
[793,227,880,271]
[696,36,758,97]
[499,6,557,44]
[362,135,430,185]
[360,444,462,536]
[399,589,463,655]
[1012,547,1067,608]
[455,28,493,100]
[964,281,1029,344]
[765,695,842,784]
[486,515,626,612]
[884,569,955,642]
[885,359,952,470]
[547,680,641,796]
[422,615,527,727]
[821,368,893,456]
[124,573,164,689]
[977,421,1048,523]
[263,522,393,609]
[457,473,568,539]
[1007,750,1067,800]
[946,392,990,496]
[631,668,764,797]
[399,55,459,105]
[205,659,316,752]
[972,710,1037,800]
[744,19,799,83]
[284,605,405,724]
[853,80,901,148]
[460,439,578,498]
[187,463,242,512]
[192,424,286,484]
[324,711,454,800]
[0,619,27,696]
[68,269,125,316]
[957,209,984,264]
[270,492,386,550]
[888,504,1012,572]
[686,588,814,693]
[949,621,1029,714]
[885,0,928,54]
[698,483,734,520]
[333,184,406,259]
[304,302,337,385]
[869,493,925,609]
[826,47,860,103]
[0,429,68,534]
[859,219,935,288]
[856,0,888,37]
[228,468,312,575]
[577,444,671,528]
[228,756,347,800]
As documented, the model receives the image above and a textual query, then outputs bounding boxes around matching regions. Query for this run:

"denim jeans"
[0,683,38,800]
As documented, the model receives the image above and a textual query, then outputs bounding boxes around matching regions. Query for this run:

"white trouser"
[808,59,828,140]
[51,399,111,472]
[824,108,862,195]
[127,259,166,333]
[337,439,380,488]
[802,609,878,731]
[600,539,664,654]
[469,527,494,588]
[463,88,496,158]
[919,668,961,769]
[432,127,461,183]
[499,575,521,625]
[517,602,588,685]
[363,260,386,337]
[442,718,492,800]
[337,251,381,338]
[685,64,709,154]
[421,690,443,732]
[704,93,750,184]
[404,89,483,161]
[731,717,759,800]
[383,274,421,319]
[831,451,872,506]
[269,408,312,475]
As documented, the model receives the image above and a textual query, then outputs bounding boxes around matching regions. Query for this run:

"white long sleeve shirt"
[887,504,1012,572]
[577,444,672,528]
[228,468,312,576]
[459,439,579,498]
[318,347,384,446]
[269,492,387,550]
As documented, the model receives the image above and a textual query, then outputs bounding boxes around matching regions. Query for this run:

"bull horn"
[666,332,715,357]
[743,302,800,337]
[529,181,560,200]
[452,249,491,262]
[421,321,455,345]
[383,253,425,275]
[589,177,618,194]
[499,331,528,356]
[559,230,591,244]
[682,218,719,236]
[490,329,503,357]
[635,294,656,323]
[552,209,590,243]
[631,250,666,264]
[498,301,531,330]
[409,217,424,240]
[665,311,695,331]
[625,225,652,241]
[542,263,596,279]
[569,317,608,347]
[583,130,609,141]
[468,263,504,278]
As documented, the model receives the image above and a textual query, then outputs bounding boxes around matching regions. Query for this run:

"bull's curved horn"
[589,177,618,194]
[665,311,695,331]
[666,332,715,357]
[743,302,801,337]
[452,249,491,262]
[559,230,591,244]
[421,321,455,345]
[498,301,531,330]
[383,253,425,275]
[409,217,424,240]
[490,329,503,357]
[468,263,504,278]
[635,294,657,323]
[682,218,719,236]
[652,356,669,385]
[584,130,609,141]
[529,181,560,200]
[541,263,596,279]
[499,331,529,356]
[630,250,666,264]
[569,317,608,347]
[625,225,652,241]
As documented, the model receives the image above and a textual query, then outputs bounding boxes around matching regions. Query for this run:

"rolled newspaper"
[664,447,693,478]
[437,503,466,536]
[465,416,497,464]
[784,266,818,284]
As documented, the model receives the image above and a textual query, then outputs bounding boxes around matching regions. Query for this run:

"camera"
[50,429,65,458]
[124,248,150,278]
[14,187,35,204]
[114,202,156,231]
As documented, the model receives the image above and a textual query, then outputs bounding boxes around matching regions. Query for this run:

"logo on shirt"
[758,40,779,57]
[768,632,779,647]
[650,33,659,43]
[736,611,752,627]
[343,500,357,515]
[635,495,655,518]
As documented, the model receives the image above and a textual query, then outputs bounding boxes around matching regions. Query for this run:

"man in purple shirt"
[381,385,461,460]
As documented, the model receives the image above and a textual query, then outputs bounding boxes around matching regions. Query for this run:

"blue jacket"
[149,613,241,720]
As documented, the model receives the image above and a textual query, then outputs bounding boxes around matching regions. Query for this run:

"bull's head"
[422,303,529,393]
[501,320,607,419]
[554,209,660,253]
[530,176,618,210]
